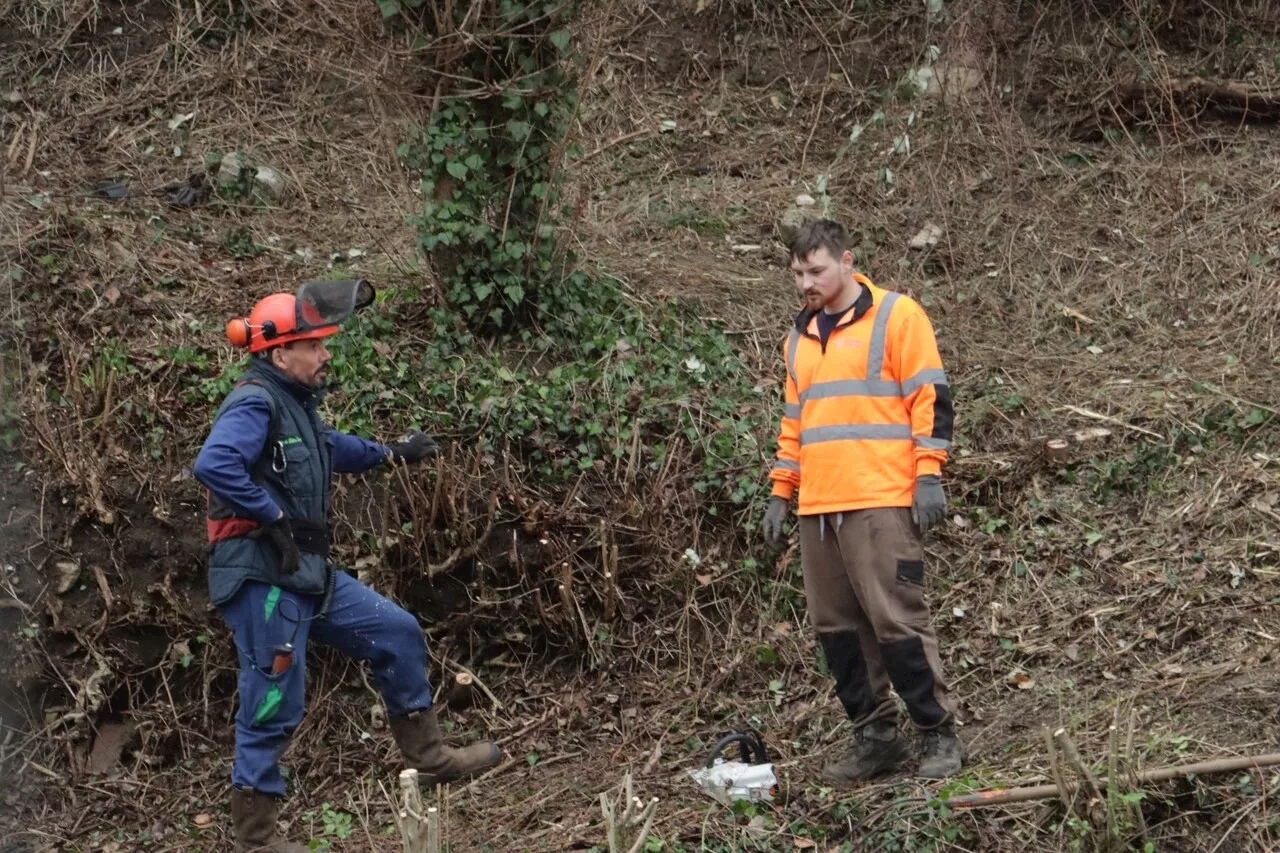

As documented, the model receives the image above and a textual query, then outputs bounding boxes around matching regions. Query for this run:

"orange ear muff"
[226,318,251,348]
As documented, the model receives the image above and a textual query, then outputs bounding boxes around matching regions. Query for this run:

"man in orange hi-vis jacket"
[762,219,963,784]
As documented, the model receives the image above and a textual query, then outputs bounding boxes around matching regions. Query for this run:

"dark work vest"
[204,360,335,606]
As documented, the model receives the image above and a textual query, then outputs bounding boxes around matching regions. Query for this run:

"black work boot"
[389,705,502,786]
[229,787,307,853]
[918,725,965,779]
[821,720,911,786]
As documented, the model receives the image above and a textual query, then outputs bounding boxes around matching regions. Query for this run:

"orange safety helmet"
[226,280,375,353]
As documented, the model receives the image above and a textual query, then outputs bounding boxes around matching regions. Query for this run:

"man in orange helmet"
[194,281,500,852]
[762,221,964,785]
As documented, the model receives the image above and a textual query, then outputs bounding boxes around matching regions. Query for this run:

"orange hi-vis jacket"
[769,275,953,516]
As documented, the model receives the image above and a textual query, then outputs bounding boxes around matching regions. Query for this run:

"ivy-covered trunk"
[395,0,581,329]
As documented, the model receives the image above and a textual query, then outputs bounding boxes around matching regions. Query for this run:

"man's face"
[271,338,332,388]
[791,247,854,311]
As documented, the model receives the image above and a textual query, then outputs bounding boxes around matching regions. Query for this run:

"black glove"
[263,516,301,575]
[388,432,439,465]
[762,496,791,547]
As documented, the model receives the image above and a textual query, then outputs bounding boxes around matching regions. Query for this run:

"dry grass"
[5,0,1280,850]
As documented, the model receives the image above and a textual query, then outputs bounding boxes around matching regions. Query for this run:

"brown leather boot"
[229,787,308,853]
[918,725,966,779]
[390,706,502,786]
[820,721,911,787]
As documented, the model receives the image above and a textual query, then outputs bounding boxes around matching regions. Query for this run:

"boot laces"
[922,728,951,754]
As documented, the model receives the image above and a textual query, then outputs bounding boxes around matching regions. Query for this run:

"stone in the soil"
[215,151,289,202]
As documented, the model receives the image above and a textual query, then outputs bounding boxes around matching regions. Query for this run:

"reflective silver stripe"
[801,378,901,406]
[783,403,801,420]
[785,329,801,387]
[773,459,800,472]
[915,436,952,450]
[900,367,948,397]
[865,291,900,381]
[800,424,913,446]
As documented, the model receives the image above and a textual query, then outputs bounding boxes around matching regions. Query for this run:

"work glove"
[388,432,439,465]
[762,496,791,547]
[264,516,301,575]
[911,474,947,536]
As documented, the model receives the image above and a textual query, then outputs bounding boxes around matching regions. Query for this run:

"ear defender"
[226,318,252,348]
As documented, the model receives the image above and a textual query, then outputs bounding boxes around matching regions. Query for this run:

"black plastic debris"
[159,173,210,207]
[89,180,129,200]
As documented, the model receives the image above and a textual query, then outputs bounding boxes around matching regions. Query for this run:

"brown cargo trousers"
[800,507,956,731]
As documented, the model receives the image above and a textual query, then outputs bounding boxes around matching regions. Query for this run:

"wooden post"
[398,768,426,853]
[455,666,502,710]
[426,806,441,853]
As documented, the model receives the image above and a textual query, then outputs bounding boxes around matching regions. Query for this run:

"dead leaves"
[1006,670,1036,690]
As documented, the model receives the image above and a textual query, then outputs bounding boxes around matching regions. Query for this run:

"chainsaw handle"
[706,731,769,768]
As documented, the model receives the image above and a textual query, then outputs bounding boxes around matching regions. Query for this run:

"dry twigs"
[396,769,442,853]
[599,770,658,853]
[5,0,1280,850]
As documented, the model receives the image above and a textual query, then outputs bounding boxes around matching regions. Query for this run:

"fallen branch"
[945,752,1280,809]
[1057,405,1163,440]
[1070,79,1280,141]
[578,128,655,164]
[1112,80,1280,125]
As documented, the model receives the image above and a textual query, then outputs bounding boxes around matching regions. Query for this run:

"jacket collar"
[245,358,326,408]
[793,276,875,335]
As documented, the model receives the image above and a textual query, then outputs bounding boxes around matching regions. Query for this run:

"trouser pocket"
[895,558,924,586]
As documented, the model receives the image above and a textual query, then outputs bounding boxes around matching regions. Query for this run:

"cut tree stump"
[397,768,441,853]
[445,671,477,710]
[1044,439,1070,464]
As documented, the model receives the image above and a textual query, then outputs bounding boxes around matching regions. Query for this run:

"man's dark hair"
[790,218,850,262]
[255,341,298,359]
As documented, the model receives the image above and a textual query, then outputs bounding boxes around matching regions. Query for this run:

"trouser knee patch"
[252,683,285,727]
[881,636,947,729]
[820,631,875,722]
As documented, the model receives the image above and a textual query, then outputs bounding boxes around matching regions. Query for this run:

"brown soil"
[4,0,1280,851]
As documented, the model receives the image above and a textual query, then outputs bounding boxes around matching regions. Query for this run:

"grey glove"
[911,474,946,536]
[388,432,439,465]
[762,496,791,547]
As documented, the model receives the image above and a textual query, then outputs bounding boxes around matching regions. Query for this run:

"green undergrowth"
[193,281,769,511]
[14,0,774,524]
[325,0,766,509]
[173,0,770,513]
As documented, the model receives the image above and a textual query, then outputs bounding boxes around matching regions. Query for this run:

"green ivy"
[397,0,581,329]
[376,0,766,505]
[186,0,771,511]
[190,279,768,510]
